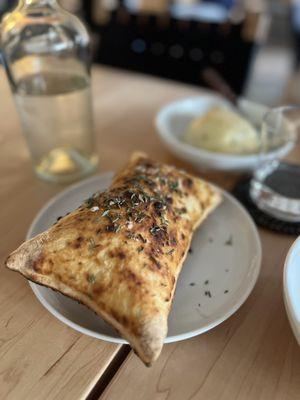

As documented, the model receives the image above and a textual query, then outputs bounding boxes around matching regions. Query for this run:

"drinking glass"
[250,106,300,222]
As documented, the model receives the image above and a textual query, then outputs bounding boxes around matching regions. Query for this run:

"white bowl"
[155,94,294,173]
[284,236,300,345]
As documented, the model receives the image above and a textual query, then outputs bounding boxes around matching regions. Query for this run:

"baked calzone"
[6,152,221,365]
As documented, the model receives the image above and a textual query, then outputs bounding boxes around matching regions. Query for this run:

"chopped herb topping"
[176,207,187,215]
[85,196,98,209]
[190,282,196,286]
[204,280,209,285]
[109,213,120,223]
[224,290,229,294]
[168,180,179,191]
[106,224,120,233]
[160,215,169,226]
[153,201,166,211]
[88,238,96,250]
[159,177,167,185]
[205,290,212,298]
[170,236,177,246]
[138,234,147,243]
[81,162,190,247]
[87,273,96,284]
[135,211,146,223]
[126,232,147,243]
[137,246,144,253]
[166,249,175,255]
[134,174,149,183]
[150,225,164,235]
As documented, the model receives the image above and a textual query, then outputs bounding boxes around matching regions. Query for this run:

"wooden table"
[0,66,298,400]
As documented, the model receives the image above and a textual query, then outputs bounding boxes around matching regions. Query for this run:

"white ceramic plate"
[155,95,294,173]
[27,172,261,344]
[284,236,300,345]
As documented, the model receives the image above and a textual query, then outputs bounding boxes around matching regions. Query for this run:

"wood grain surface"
[1,65,299,400]
[101,231,298,400]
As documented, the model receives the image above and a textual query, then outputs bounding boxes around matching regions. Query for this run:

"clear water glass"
[250,106,300,222]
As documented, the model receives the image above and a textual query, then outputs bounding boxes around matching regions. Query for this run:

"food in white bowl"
[183,106,259,155]
[155,95,294,173]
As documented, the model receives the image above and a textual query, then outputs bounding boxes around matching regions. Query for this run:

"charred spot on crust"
[149,224,168,246]
[54,271,63,281]
[73,236,84,249]
[123,190,133,200]
[149,255,161,269]
[122,269,142,286]
[181,233,186,240]
[153,201,165,210]
[93,284,104,295]
[106,224,119,233]
[166,197,173,205]
[183,178,193,189]
[31,254,45,271]
[143,161,155,169]
[108,250,126,260]
[169,233,177,247]
[117,251,126,260]
[153,201,165,215]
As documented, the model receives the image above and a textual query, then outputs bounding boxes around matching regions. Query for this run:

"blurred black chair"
[79,1,268,94]
[2,1,267,95]
[0,0,17,18]
[291,1,300,67]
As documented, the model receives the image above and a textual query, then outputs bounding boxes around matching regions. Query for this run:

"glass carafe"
[1,0,98,183]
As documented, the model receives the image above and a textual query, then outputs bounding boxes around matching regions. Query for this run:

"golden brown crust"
[5,152,221,365]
